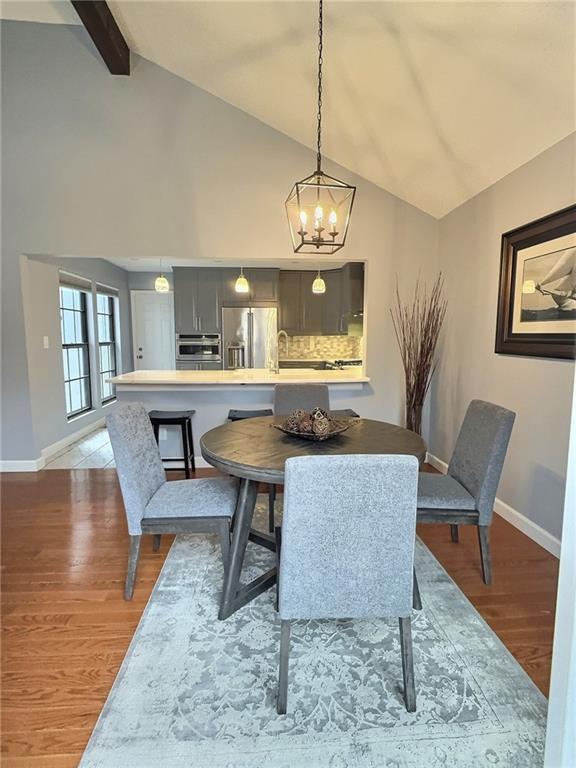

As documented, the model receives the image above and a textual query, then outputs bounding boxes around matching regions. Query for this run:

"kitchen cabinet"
[245,269,279,303]
[341,262,364,319]
[176,361,223,371]
[173,268,221,333]
[195,269,221,332]
[221,268,279,305]
[301,273,324,334]
[278,271,302,334]
[279,269,344,336]
[321,269,343,335]
[173,267,197,334]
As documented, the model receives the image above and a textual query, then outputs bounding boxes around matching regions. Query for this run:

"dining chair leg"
[268,485,275,533]
[124,535,142,601]
[478,525,492,585]
[412,568,422,611]
[399,616,416,712]
[152,534,162,552]
[181,423,191,479]
[275,525,282,612]
[277,619,291,715]
[218,520,231,579]
[450,524,459,543]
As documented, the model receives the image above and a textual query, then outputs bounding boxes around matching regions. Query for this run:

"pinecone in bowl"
[298,415,314,434]
[312,415,330,436]
[283,413,301,432]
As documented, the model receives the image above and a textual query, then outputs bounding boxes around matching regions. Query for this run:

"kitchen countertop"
[111,368,369,387]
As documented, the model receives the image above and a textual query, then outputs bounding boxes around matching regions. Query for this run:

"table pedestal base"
[219,478,277,620]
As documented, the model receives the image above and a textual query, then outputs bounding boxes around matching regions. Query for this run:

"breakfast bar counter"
[110,368,370,465]
[110,368,369,388]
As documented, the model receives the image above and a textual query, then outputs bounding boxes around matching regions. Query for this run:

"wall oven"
[176,333,222,363]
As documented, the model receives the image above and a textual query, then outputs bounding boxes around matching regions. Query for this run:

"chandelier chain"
[316,0,323,173]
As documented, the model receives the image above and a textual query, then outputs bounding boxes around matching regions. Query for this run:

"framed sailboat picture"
[495,204,576,359]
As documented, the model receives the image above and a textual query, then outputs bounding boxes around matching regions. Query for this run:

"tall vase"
[406,404,423,435]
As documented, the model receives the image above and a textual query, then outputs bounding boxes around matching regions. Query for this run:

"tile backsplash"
[279,335,363,361]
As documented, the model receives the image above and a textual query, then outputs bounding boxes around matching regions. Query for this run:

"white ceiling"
[3,1,575,218]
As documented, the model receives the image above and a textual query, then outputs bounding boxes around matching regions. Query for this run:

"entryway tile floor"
[45,427,115,469]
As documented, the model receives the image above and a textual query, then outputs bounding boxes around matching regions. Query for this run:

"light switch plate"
[43,336,50,349]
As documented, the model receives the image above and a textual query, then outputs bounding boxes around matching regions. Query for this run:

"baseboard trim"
[426,452,561,559]
[0,458,45,472]
[1,419,107,473]
[41,419,106,463]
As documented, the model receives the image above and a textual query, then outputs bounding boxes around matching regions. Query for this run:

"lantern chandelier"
[285,0,356,254]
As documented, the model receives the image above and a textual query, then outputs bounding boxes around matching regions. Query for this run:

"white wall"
[431,134,576,542]
[1,20,438,462]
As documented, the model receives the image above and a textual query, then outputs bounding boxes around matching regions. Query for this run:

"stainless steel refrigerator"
[222,307,278,370]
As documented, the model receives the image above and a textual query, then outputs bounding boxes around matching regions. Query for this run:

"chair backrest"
[107,403,166,535]
[274,384,330,415]
[448,399,515,525]
[279,454,419,621]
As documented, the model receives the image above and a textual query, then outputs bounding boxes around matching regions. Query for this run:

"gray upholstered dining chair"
[277,454,419,715]
[417,399,515,585]
[107,403,238,600]
[273,383,330,415]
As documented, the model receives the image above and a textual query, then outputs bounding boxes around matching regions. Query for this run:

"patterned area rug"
[80,499,547,768]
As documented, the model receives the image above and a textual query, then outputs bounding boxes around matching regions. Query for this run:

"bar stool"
[227,408,275,532]
[148,410,196,479]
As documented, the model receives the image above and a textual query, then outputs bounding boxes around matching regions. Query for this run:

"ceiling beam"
[70,1,130,75]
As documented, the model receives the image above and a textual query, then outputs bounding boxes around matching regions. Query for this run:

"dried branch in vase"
[391,274,447,435]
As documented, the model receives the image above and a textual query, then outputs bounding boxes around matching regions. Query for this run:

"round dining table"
[200,416,427,620]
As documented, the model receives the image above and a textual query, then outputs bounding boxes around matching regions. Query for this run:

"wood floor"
[1,466,559,767]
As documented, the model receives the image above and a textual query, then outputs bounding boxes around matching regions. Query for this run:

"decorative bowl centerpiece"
[273,407,355,442]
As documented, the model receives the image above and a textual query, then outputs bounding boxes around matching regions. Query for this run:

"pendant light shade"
[285,0,355,254]
[235,268,250,294]
[155,275,169,293]
[155,260,169,293]
[312,270,326,294]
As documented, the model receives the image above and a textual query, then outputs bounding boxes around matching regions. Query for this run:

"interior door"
[131,291,175,370]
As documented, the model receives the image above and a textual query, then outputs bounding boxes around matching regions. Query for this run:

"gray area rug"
[80,499,547,767]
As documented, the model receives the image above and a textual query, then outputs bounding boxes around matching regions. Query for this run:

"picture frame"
[495,204,576,360]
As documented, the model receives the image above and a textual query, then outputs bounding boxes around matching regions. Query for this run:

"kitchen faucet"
[272,330,289,373]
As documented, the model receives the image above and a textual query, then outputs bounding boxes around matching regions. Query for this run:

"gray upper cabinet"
[278,271,302,335]
[321,269,343,335]
[341,262,364,316]
[173,267,197,334]
[301,272,324,335]
[195,269,221,332]
[220,268,279,305]
[173,267,221,333]
[246,269,279,303]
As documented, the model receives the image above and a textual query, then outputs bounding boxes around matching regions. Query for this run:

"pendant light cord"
[316,0,323,173]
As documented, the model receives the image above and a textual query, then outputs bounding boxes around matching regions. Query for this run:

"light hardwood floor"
[1,467,559,766]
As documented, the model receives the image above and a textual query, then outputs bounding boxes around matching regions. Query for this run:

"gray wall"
[430,134,576,541]
[21,256,133,454]
[1,20,438,461]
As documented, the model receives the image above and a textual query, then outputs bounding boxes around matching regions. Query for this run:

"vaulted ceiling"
[2,1,575,218]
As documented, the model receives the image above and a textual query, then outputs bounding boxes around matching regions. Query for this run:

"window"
[97,293,117,403]
[60,286,92,417]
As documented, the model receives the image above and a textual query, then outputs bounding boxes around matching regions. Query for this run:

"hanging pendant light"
[155,259,169,293]
[235,267,250,294]
[312,270,326,294]
[285,0,355,254]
